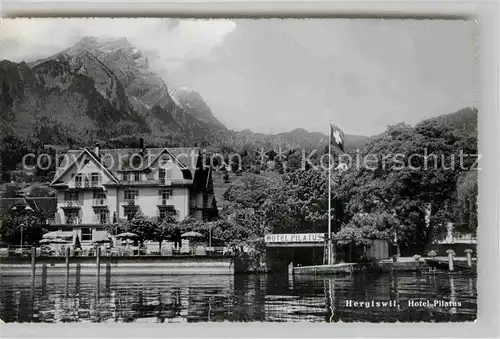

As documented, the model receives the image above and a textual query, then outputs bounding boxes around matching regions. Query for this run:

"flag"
[330,124,345,154]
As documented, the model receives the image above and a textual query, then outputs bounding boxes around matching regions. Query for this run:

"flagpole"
[328,123,332,265]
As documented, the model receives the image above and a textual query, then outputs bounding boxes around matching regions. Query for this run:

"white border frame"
[0,1,499,338]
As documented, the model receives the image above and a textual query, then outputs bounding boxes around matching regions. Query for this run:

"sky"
[1,18,477,136]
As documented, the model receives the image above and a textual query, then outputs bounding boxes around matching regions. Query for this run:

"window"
[124,208,137,221]
[124,189,138,200]
[121,172,129,182]
[64,191,79,201]
[74,173,83,186]
[159,189,173,199]
[98,209,108,224]
[159,168,165,183]
[131,155,142,168]
[65,210,79,224]
[158,189,172,205]
[91,173,99,185]
[159,207,176,220]
[134,172,141,182]
[81,227,92,241]
[94,191,106,199]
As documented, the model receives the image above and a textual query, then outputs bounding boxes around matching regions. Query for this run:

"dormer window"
[91,173,99,185]
[74,174,83,187]
[131,155,142,168]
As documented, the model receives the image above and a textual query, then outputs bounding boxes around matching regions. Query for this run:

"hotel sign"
[264,233,325,243]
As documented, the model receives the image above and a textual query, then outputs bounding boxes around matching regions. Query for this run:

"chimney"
[94,143,100,158]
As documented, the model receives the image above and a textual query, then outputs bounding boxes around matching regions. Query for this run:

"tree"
[3,184,20,198]
[29,185,56,197]
[335,212,397,246]
[263,169,340,234]
[160,214,185,249]
[117,216,162,245]
[338,120,476,254]
[0,212,46,245]
[456,170,478,235]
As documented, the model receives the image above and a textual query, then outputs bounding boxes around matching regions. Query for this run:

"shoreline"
[0,255,235,275]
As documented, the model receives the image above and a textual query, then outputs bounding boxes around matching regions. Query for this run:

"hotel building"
[48,141,218,244]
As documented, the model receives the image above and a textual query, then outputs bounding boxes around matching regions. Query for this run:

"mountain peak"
[170,87,226,130]
[66,36,140,60]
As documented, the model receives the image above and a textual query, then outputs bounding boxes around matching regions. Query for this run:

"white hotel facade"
[49,142,218,244]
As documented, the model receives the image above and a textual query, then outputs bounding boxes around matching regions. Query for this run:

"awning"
[93,231,112,243]
[42,231,74,239]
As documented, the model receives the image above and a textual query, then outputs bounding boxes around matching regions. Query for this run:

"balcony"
[158,178,188,185]
[92,198,108,206]
[157,197,172,206]
[122,198,137,206]
[65,216,82,225]
[73,180,100,188]
[159,178,168,185]
[85,181,100,188]
[60,199,82,207]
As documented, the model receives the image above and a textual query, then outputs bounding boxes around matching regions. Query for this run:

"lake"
[0,272,476,323]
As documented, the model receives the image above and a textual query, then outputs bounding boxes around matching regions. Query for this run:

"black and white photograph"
[0,18,478,324]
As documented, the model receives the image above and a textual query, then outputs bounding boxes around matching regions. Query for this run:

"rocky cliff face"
[62,37,227,135]
[1,52,148,144]
[170,87,226,130]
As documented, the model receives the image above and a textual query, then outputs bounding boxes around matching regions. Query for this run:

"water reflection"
[0,272,476,323]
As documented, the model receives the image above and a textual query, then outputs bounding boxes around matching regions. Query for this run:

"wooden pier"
[292,263,355,275]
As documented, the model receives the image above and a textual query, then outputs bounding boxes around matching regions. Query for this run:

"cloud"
[1,18,476,136]
[1,18,236,64]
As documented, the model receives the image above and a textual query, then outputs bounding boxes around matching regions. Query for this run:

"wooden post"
[96,246,101,276]
[446,249,455,271]
[31,247,36,277]
[465,249,473,267]
[65,247,70,275]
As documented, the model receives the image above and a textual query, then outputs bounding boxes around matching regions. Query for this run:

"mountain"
[1,53,149,144]
[170,87,226,129]
[3,37,367,147]
[278,128,368,150]
[61,37,226,136]
[420,106,478,137]
[2,36,368,152]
